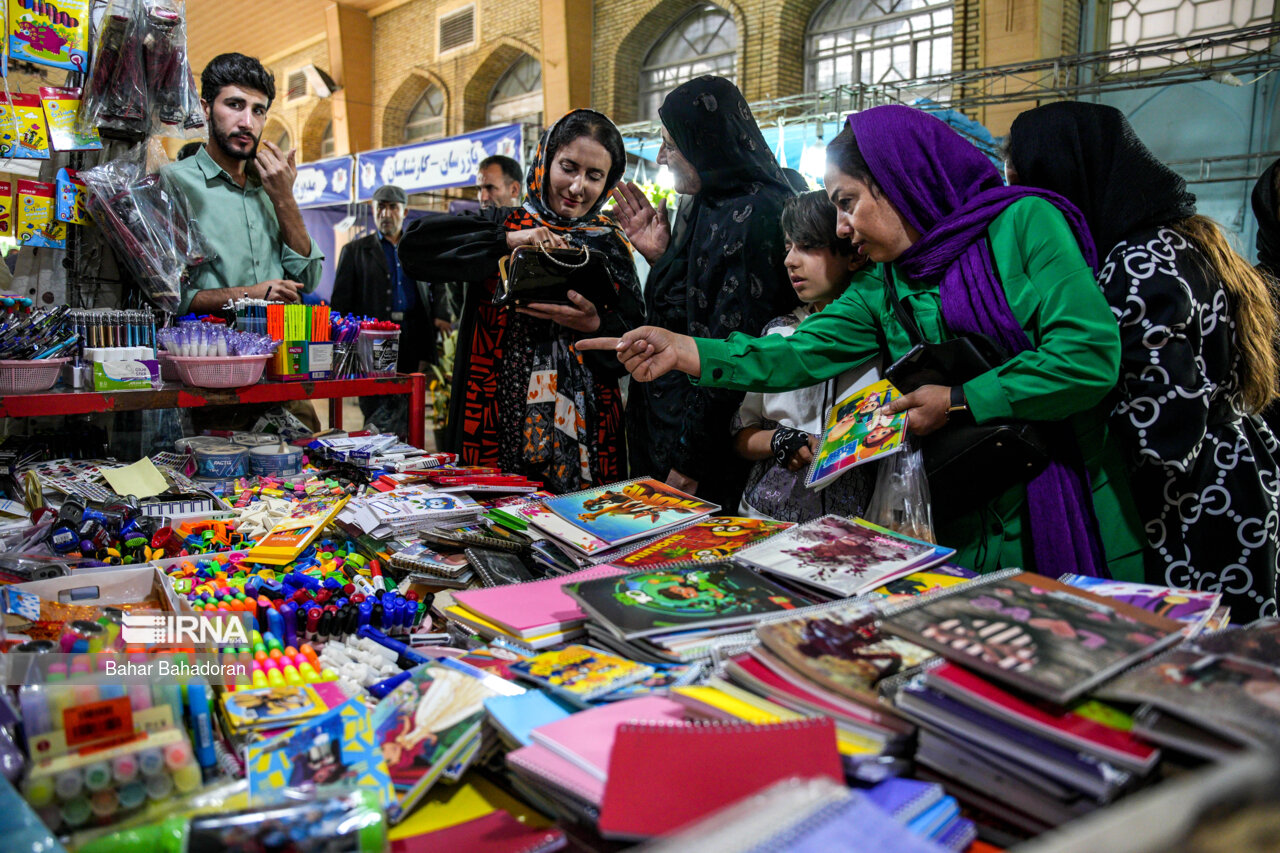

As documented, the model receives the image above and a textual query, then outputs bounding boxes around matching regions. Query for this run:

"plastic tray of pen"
[0,358,70,394]
[169,353,271,389]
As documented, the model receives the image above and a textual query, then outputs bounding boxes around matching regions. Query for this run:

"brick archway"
[462,40,540,132]
[300,100,332,163]
[380,70,451,149]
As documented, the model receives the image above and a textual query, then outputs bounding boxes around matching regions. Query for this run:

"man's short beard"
[212,123,258,162]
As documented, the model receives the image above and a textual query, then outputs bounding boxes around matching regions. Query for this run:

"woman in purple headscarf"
[582,106,1147,580]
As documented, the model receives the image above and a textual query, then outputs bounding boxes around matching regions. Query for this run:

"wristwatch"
[946,385,969,416]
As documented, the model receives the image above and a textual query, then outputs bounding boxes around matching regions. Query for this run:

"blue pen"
[186,679,217,781]
[367,669,414,700]
[357,625,431,667]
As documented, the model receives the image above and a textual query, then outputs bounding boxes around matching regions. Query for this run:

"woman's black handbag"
[880,269,1051,518]
[493,244,617,311]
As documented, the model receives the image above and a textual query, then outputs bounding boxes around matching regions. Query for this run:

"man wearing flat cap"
[332,184,443,436]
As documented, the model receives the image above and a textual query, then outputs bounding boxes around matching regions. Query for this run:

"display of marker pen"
[187,679,217,782]
[266,606,284,641]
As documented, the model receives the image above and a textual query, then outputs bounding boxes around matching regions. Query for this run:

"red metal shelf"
[0,373,429,448]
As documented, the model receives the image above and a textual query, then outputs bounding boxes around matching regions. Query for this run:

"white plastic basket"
[0,358,70,394]
[168,354,271,389]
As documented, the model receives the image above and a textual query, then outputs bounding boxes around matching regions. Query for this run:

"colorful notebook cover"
[528,695,687,781]
[805,378,907,490]
[540,478,719,549]
[754,603,932,719]
[736,515,954,597]
[870,564,979,603]
[598,660,703,701]
[882,569,1186,705]
[484,691,575,748]
[221,684,330,732]
[611,516,794,569]
[1098,647,1280,751]
[508,645,655,703]
[596,718,844,840]
[565,562,813,640]
[924,662,1160,773]
[246,698,395,813]
[373,658,524,819]
[1058,574,1220,635]
[452,564,625,637]
[520,501,611,555]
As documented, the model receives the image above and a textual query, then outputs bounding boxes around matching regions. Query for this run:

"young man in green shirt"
[164,53,323,316]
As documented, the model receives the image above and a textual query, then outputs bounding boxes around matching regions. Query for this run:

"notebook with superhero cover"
[610,516,794,569]
[881,569,1185,706]
[372,657,524,820]
[539,477,720,551]
[1058,574,1221,637]
[805,378,908,490]
[509,645,655,705]
[736,515,954,598]
[246,698,395,813]
[564,561,813,640]
[1096,646,1280,752]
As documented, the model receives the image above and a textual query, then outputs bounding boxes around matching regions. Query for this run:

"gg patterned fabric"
[1102,226,1280,620]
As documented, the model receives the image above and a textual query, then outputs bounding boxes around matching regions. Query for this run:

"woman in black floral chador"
[612,76,796,510]
[1009,102,1280,621]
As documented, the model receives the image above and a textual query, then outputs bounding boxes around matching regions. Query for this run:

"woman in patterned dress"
[1008,102,1280,620]
[399,110,641,492]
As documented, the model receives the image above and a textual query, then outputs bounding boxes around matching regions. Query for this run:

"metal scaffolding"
[617,22,1280,139]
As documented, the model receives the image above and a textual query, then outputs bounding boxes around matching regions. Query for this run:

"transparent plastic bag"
[866,438,936,543]
[142,0,205,137]
[81,142,215,312]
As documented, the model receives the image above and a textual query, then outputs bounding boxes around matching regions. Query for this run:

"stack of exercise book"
[1098,618,1280,755]
[734,515,955,600]
[877,569,1185,837]
[563,561,815,663]
[387,540,475,589]
[716,601,926,766]
[337,485,482,538]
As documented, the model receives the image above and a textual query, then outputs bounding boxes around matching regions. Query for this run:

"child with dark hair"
[730,190,877,522]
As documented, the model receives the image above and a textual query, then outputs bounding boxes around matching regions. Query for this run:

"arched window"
[805,0,952,92]
[487,54,543,127]
[1109,0,1273,71]
[320,122,334,158]
[639,4,737,120]
[405,85,446,143]
[275,128,292,152]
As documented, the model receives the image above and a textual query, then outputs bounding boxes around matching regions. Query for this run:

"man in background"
[332,184,438,437]
[476,154,522,209]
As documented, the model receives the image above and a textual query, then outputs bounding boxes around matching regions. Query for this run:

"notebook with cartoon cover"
[508,645,655,705]
[564,561,813,640]
[805,378,908,490]
[881,569,1185,705]
[735,515,954,598]
[539,477,720,551]
[611,516,793,569]
[1058,574,1221,637]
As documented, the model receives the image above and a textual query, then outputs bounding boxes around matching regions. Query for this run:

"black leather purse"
[493,244,617,311]
[880,269,1051,518]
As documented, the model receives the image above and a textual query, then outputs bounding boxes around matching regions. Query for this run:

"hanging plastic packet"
[7,0,90,72]
[0,94,51,158]
[78,0,149,137]
[39,86,102,151]
[81,142,215,312]
[16,180,65,249]
[0,181,12,238]
[142,0,203,137]
[55,167,88,224]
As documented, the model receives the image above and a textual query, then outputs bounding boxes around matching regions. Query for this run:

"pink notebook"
[453,564,625,637]
[529,695,687,781]
[506,743,606,805]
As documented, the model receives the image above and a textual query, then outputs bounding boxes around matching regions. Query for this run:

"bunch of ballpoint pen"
[68,309,158,355]
[0,304,77,360]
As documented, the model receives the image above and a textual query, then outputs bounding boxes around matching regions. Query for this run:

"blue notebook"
[937,817,977,852]
[864,777,944,824]
[907,796,961,839]
[751,792,947,853]
[484,690,574,747]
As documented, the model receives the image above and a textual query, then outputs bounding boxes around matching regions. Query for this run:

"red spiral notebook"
[597,718,844,840]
